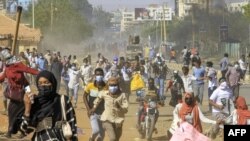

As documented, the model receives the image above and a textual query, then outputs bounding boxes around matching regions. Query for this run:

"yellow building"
[0,14,42,53]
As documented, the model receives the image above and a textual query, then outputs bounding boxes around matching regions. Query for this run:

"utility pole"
[163,4,167,44]
[50,1,53,31]
[156,20,159,46]
[160,13,163,44]
[248,24,250,54]
[192,4,195,48]
[32,0,35,28]
[206,0,209,14]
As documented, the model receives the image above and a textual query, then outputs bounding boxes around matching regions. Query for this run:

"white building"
[110,10,122,32]
[226,0,250,13]
[0,0,4,11]
[175,0,206,18]
[121,10,135,32]
[147,4,173,21]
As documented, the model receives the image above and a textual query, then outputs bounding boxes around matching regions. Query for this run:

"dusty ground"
[0,83,223,141]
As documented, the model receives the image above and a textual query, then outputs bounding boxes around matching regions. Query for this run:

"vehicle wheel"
[146,117,155,141]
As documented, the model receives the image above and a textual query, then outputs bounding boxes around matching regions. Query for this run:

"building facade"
[110,9,122,32]
[175,0,206,18]
[121,10,135,32]
[227,0,249,13]
[147,4,173,21]
[0,0,6,11]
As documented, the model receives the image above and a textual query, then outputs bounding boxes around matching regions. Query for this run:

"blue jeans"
[142,73,148,87]
[90,113,105,141]
[154,77,165,100]
[193,83,204,105]
[69,85,79,105]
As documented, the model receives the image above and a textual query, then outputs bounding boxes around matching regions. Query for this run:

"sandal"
[0,132,11,138]
[16,133,25,139]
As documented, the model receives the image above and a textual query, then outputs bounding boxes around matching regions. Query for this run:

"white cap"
[1,49,12,60]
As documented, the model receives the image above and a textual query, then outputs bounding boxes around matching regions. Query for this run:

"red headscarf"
[236,96,250,125]
[179,93,203,133]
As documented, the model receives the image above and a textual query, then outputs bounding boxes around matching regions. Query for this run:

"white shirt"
[208,77,217,88]
[121,67,131,81]
[207,68,218,88]
[29,56,37,68]
[181,74,195,93]
[210,87,233,114]
[225,110,250,125]
[181,48,188,57]
[169,103,216,134]
[80,64,93,84]
[238,59,247,70]
[68,69,81,89]
[44,53,52,65]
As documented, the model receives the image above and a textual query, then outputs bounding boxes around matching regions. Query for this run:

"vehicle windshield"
[127,45,142,51]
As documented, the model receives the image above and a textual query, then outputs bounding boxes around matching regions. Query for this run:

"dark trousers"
[232,85,240,98]
[221,70,227,78]
[8,100,24,134]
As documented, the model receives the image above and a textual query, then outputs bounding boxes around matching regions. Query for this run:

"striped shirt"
[20,95,78,141]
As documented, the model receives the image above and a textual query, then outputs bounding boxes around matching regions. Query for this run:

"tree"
[140,7,249,56]
[243,4,250,20]
[23,0,93,44]
[70,0,93,21]
[92,6,112,35]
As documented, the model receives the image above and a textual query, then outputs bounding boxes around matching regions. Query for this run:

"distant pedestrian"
[219,53,229,78]
[192,59,206,105]
[238,54,247,79]
[225,61,244,99]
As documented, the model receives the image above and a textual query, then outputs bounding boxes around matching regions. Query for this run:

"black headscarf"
[30,70,60,126]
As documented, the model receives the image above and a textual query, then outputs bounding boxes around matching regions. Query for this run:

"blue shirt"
[149,49,155,60]
[220,57,229,71]
[37,58,47,71]
[193,67,205,85]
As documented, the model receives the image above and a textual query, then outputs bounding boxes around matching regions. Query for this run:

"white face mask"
[234,64,239,69]
[220,82,227,90]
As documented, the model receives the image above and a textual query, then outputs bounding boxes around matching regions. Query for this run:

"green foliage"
[141,7,249,50]
[243,4,250,20]
[23,0,93,44]
[92,6,112,35]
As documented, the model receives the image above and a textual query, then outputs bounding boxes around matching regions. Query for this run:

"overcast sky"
[88,0,174,11]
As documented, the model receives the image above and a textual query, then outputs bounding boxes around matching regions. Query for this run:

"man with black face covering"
[83,68,107,141]
[166,70,185,107]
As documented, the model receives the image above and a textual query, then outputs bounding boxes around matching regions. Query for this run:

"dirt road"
[0,85,223,141]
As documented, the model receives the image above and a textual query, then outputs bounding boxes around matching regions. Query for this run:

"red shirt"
[0,62,39,89]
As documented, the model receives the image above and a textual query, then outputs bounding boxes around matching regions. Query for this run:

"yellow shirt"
[84,82,107,114]
[144,47,150,58]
